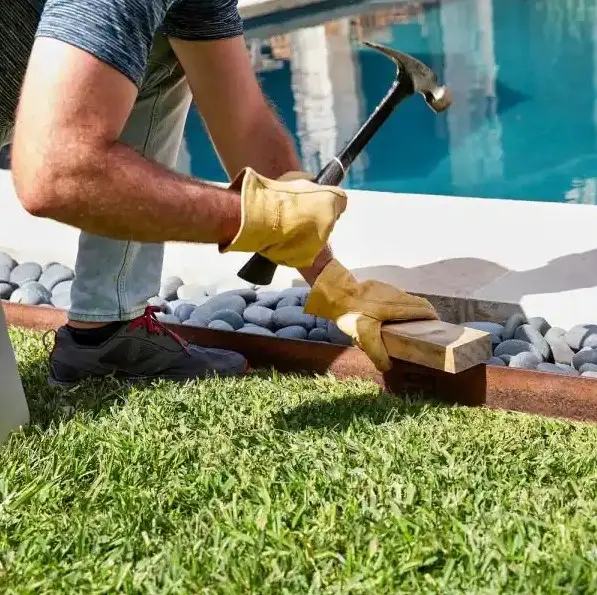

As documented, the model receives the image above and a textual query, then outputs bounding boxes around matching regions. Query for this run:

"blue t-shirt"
[0,0,243,142]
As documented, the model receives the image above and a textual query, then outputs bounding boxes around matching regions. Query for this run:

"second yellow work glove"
[219,167,346,269]
[304,258,439,372]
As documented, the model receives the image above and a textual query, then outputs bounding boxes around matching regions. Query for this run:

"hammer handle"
[237,75,413,286]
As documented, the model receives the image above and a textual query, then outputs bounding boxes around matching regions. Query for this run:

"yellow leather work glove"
[219,167,345,269]
[304,258,439,372]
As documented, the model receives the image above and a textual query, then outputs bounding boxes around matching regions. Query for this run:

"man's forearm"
[14,140,241,245]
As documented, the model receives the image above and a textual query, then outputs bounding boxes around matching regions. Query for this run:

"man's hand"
[304,259,439,371]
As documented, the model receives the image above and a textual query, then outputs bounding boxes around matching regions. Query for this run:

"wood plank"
[381,319,492,374]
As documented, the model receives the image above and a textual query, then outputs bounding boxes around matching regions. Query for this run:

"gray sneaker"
[46,305,248,387]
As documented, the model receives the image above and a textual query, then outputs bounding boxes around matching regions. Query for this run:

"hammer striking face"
[363,40,452,113]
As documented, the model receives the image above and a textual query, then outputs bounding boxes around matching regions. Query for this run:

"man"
[2,0,438,386]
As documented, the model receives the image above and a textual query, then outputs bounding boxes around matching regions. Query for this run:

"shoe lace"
[127,305,191,356]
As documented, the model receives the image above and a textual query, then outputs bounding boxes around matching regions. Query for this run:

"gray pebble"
[191,295,247,323]
[581,371,597,379]
[490,334,501,348]
[9,281,51,305]
[279,287,310,302]
[328,321,353,346]
[0,252,17,271]
[579,363,597,374]
[10,262,42,286]
[42,261,60,271]
[52,280,73,296]
[487,356,506,366]
[216,288,258,303]
[176,283,207,303]
[500,355,513,365]
[462,321,505,338]
[148,296,169,311]
[165,299,189,315]
[544,327,574,365]
[513,324,551,361]
[528,316,551,336]
[509,351,541,370]
[237,325,275,337]
[316,317,329,329]
[207,320,235,332]
[155,312,180,325]
[38,263,74,291]
[276,296,301,309]
[159,276,184,301]
[536,362,579,376]
[494,339,534,358]
[243,305,274,329]
[173,303,196,322]
[272,306,316,330]
[308,328,329,342]
[253,294,282,309]
[572,348,597,371]
[51,291,71,309]
[0,282,15,299]
[565,324,597,351]
[206,309,244,330]
[0,264,11,283]
[502,313,527,341]
[276,325,308,340]
[182,318,206,328]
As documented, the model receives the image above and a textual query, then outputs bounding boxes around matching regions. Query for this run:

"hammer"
[237,40,453,286]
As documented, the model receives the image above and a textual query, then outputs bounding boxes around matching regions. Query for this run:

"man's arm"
[169,35,334,282]
[11,36,241,245]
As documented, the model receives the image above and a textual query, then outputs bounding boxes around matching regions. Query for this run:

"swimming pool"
[180,0,597,204]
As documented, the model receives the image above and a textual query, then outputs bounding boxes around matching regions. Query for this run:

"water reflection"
[181,0,597,204]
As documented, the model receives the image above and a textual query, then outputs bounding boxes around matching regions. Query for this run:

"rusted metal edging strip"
[5,302,597,424]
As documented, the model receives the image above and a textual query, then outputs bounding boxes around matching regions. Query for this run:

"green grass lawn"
[2,328,597,594]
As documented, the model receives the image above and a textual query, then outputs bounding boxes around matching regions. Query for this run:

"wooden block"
[381,319,492,374]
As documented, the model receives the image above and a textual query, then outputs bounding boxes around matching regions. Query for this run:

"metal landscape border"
[5,302,597,425]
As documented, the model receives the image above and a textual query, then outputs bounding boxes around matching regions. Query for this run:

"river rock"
[565,324,597,351]
[487,356,506,366]
[10,262,42,286]
[148,296,169,311]
[572,348,597,371]
[276,325,308,340]
[462,321,505,338]
[328,321,352,346]
[206,309,244,330]
[10,281,51,305]
[276,296,301,309]
[176,284,207,303]
[155,312,180,325]
[316,317,329,329]
[508,351,541,370]
[494,339,535,358]
[308,328,329,342]
[51,291,71,309]
[216,288,258,303]
[0,252,17,271]
[0,283,15,299]
[500,354,513,365]
[208,320,235,332]
[38,263,74,291]
[237,325,275,337]
[528,316,551,336]
[172,302,196,322]
[502,313,527,341]
[544,327,574,365]
[253,291,283,309]
[581,371,597,379]
[536,362,579,376]
[0,264,11,283]
[243,305,274,329]
[159,276,184,301]
[273,306,316,330]
[513,324,551,361]
[52,280,73,296]
[579,363,597,374]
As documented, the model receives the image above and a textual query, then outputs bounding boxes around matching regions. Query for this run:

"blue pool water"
[180,0,597,203]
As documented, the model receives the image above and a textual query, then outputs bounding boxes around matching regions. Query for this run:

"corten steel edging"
[4,302,597,424]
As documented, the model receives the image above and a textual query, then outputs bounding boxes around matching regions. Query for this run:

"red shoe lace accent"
[127,306,190,355]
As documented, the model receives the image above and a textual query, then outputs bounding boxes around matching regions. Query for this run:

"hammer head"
[363,40,452,113]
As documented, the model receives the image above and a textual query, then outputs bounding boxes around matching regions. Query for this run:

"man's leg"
[48,35,247,386]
